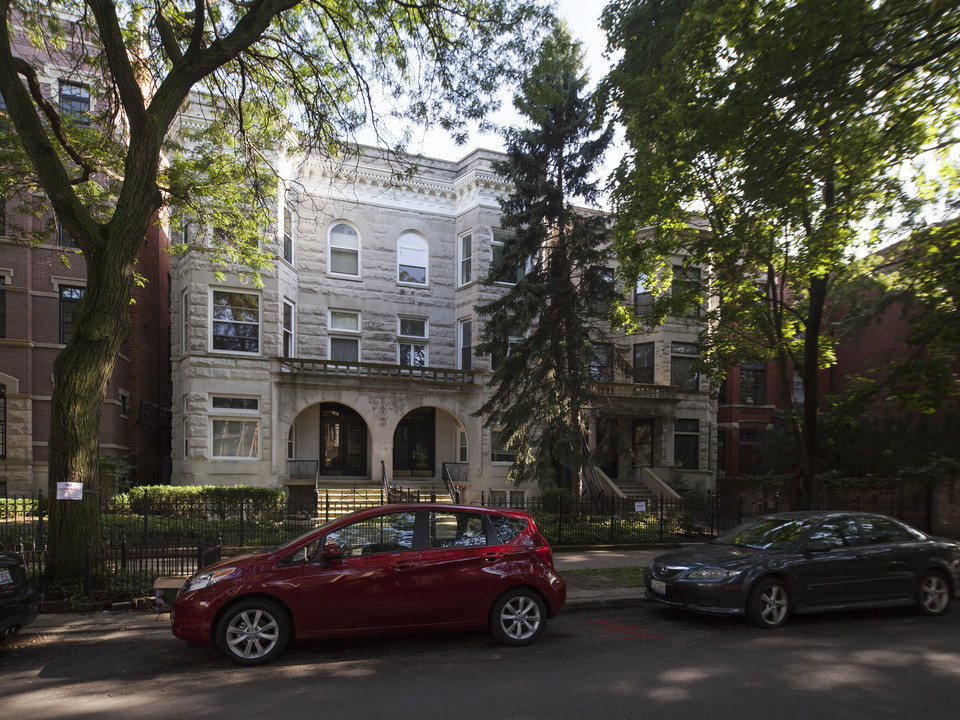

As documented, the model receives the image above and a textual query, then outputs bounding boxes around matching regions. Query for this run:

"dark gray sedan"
[645,511,960,628]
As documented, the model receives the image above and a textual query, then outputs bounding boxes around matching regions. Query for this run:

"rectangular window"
[287,424,296,461]
[739,429,762,475]
[491,429,515,463]
[282,202,294,264]
[212,419,259,458]
[59,81,89,123]
[793,372,805,406]
[58,222,77,247]
[459,431,468,462]
[670,341,699,391]
[590,343,614,382]
[458,318,472,370]
[590,267,615,314]
[633,342,655,384]
[739,360,766,404]
[59,285,84,344]
[491,337,522,372]
[635,276,654,315]
[671,264,702,317]
[632,419,654,466]
[397,315,428,367]
[210,396,260,459]
[181,291,189,354]
[212,290,260,353]
[283,300,295,358]
[458,233,472,286]
[674,418,700,469]
[330,310,360,363]
[119,392,129,418]
[492,231,523,284]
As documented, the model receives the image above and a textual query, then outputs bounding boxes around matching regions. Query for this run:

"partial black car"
[0,543,40,639]
[645,511,960,628]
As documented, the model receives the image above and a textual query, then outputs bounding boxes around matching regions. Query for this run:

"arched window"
[397,232,428,285]
[328,222,360,276]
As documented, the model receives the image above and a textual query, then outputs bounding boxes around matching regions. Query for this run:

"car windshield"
[273,517,342,553]
[713,516,822,550]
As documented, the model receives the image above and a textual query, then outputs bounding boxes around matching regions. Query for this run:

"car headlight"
[182,567,236,594]
[684,567,741,580]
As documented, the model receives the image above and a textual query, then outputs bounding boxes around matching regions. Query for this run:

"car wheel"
[916,571,952,616]
[747,577,790,629]
[490,588,546,646]
[216,599,290,666]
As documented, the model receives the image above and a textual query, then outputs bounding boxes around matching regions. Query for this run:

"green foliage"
[0,0,550,574]
[476,21,616,489]
[600,0,960,497]
[0,497,38,519]
[115,485,286,517]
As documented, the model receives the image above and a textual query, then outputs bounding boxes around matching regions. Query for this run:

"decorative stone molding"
[370,395,397,424]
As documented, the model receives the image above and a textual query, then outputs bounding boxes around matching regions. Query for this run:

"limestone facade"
[169,147,717,502]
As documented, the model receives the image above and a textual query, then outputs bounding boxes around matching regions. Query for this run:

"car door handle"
[390,560,416,570]
[482,552,503,563]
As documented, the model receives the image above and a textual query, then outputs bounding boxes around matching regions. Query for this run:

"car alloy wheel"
[216,599,290,666]
[748,577,790,628]
[490,588,546,646]
[917,571,952,616]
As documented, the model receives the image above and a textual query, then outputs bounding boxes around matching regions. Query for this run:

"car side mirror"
[805,540,832,554]
[320,542,342,568]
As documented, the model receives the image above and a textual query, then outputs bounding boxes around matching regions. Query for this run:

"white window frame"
[282,299,295,358]
[210,289,261,355]
[287,424,296,461]
[181,290,189,355]
[209,395,261,460]
[491,230,524,285]
[282,200,295,265]
[397,316,428,367]
[458,232,473,286]
[328,221,361,277]
[458,317,472,370]
[329,309,360,363]
[397,232,429,286]
[490,428,515,464]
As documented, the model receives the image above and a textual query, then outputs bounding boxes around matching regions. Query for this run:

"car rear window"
[488,515,528,544]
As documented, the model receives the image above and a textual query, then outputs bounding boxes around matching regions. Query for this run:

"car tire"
[916,570,952,616]
[490,588,546,646]
[747,577,790,629]
[216,598,290,666]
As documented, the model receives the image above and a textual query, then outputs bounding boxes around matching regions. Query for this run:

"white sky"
[383,0,615,163]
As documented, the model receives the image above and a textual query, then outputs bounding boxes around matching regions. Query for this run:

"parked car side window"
[859,516,923,544]
[326,511,417,557]
[428,511,488,548]
[807,517,860,549]
[488,515,527,544]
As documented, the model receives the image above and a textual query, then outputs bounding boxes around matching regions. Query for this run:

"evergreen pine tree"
[476,22,615,492]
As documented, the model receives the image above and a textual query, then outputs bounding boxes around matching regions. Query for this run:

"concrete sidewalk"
[15,547,663,637]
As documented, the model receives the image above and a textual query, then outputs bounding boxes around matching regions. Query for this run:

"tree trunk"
[45,244,136,582]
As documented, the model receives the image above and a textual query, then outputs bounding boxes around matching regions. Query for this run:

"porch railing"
[280,358,478,386]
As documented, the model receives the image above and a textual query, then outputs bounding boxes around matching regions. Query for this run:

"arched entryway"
[318,402,367,476]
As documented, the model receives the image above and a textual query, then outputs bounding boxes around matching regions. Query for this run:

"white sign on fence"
[635,501,647,512]
[57,482,83,500]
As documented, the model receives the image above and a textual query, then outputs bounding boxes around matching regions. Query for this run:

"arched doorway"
[319,402,367,476]
[393,407,435,478]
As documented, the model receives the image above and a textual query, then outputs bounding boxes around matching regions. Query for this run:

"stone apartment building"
[171,145,717,504]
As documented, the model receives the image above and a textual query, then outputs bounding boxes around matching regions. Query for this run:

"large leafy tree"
[0,0,547,578]
[476,22,615,492]
[600,0,960,502]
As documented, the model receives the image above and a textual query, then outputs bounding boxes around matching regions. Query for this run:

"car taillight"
[534,544,554,567]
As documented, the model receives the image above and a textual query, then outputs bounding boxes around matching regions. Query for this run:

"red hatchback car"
[171,503,566,665]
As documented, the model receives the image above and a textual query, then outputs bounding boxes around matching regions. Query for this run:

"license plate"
[651,579,666,594]
[0,568,12,585]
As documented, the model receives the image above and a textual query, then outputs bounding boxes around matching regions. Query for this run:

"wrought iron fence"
[480,491,745,545]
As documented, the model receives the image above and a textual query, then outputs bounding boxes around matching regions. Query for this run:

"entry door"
[319,404,367,475]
